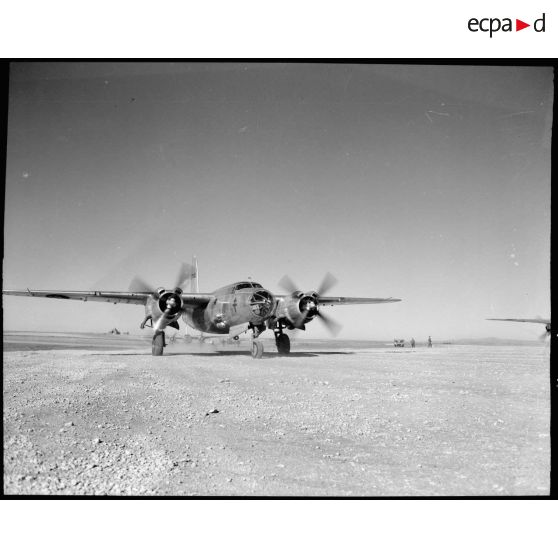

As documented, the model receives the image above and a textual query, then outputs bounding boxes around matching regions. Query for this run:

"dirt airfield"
[3,332,550,496]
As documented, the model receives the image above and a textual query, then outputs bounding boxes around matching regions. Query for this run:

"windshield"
[234,282,262,291]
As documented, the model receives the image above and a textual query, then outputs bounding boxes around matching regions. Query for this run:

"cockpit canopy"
[213,281,266,296]
[233,282,263,292]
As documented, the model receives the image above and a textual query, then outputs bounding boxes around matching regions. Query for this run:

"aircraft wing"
[318,296,402,307]
[486,318,550,325]
[2,289,215,308]
[3,289,215,307]
[180,293,214,306]
[2,289,149,305]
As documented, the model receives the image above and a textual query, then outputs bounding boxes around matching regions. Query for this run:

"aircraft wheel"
[251,340,264,359]
[276,333,291,355]
[152,331,165,356]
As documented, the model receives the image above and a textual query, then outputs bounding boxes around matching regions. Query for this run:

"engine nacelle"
[145,289,182,327]
[282,291,319,328]
[157,290,183,317]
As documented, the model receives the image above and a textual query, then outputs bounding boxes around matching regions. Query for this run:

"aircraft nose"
[249,289,275,319]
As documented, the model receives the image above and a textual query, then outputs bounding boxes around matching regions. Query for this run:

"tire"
[152,331,165,356]
[276,333,291,355]
[251,340,264,359]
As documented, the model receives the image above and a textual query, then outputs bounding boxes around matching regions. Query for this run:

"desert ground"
[3,332,550,496]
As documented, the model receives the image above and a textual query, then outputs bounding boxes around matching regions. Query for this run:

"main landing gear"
[274,324,291,356]
[275,333,291,355]
[249,322,292,358]
[140,315,153,329]
[152,330,166,356]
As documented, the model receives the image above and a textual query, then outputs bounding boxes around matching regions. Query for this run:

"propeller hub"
[299,294,319,318]
[158,291,183,315]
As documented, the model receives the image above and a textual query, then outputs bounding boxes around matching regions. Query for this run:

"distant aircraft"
[486,318,551,340]
[2,263,401,357]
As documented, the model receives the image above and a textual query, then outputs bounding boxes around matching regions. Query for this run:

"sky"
[3,63,552,340]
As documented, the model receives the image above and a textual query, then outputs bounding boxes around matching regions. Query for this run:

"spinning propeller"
[540,323,551,342]
[129,262,196,298]
[129,263,196,331]
[278,272,342,335]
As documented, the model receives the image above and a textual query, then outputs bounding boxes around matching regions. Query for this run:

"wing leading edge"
[486,318,550,325]
[317,296,401,306]
[2,289,215,307]
[2,289,149,305]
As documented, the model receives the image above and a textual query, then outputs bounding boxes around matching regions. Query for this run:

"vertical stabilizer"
[191,256,199,293]
[184,256,200,339]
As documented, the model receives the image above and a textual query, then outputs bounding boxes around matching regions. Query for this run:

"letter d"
[534,13,545,32]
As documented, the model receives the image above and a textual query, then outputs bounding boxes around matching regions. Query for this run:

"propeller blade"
[317,272,338,297]
[279,275,299,294]
[174,262,195,290]
[317,311,342,336]
[129,276,156,294]
[294,308,310,329]
[154,303,179,331]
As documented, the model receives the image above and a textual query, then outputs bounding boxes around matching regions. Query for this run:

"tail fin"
[185,256,200,339]
[191,256,199,293]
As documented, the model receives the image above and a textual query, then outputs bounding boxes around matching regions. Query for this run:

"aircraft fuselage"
[183,287,274,334]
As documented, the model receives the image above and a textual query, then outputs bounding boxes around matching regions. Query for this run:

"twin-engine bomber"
[2,264,401,357]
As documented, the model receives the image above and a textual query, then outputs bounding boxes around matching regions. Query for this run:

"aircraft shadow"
[89,350,354,358]
[197,351,355,358]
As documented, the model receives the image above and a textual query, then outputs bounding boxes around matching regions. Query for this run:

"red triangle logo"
[516,19,530,31]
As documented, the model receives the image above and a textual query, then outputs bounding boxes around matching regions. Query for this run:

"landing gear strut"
[274,323,291,355]
[152,330,166,356]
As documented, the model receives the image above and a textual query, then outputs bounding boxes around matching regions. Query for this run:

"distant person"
[427,336,432,348]
[410,338,415,348]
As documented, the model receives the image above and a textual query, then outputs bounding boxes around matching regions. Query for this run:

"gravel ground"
[3,337,550,496]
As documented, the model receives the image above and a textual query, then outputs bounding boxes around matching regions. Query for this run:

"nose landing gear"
[251,340,264,359]
[249,323,266,359]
